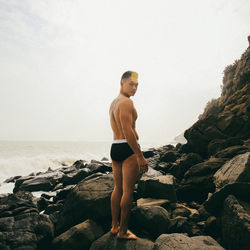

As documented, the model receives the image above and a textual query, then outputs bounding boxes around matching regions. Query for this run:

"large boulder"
[204,182,250,215]
[14,171,64,192]
[52,219,104,250]
[90,231,154,250]
[221,195,250,250]
[131,205,171,239]
[137,175,177,202]
[154,233,225,249]
[177,157,226,202]
[0,191,54,250]
[56,174,114,234]
[170,153,203,179]
[214,152,250,190]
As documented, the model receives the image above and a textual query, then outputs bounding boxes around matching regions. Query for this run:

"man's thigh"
[122,154,139,192]
[112,160,122,189]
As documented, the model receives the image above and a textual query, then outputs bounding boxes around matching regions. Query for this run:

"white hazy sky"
[0,0,249,146]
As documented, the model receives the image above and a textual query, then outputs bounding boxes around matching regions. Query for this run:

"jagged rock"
[214,152,250,190]
[171,153,203,179]
[177,157,226,202]
[154,233,225,249]
[56,174,114,234]
[207,137,244,156]
[90,231,154,250]
[14,171,64,193]
[52,219,104,250]
[160,151,177,163]
[137,175,177,202]
[4,175,22,183]
[61,168,91,185]
[143,149,155,158]
[0,191,54,250]
[204,182,250,215]
[214,145,248,159]
[221,195,250,250]
[204,216,220,238]
[87,162,112,173]
[131,205,170,239]
[53,185,75,202]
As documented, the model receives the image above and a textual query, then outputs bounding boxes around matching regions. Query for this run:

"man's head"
[120,70,139,97]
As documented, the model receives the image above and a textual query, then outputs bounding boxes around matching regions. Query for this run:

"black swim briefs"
[110,141,139,162]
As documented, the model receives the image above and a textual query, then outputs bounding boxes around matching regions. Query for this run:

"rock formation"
[1,38,250,249]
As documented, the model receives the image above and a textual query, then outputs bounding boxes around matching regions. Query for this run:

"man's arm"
[119,99,143,158]
[119,99,148,173]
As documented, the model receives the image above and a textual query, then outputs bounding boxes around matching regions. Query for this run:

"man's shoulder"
[119,97,133,108]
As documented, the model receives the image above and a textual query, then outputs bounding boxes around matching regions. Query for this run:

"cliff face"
[184,45,250,158]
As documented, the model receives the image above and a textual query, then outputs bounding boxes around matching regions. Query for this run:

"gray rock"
[14,171,64,192]
[56,174,114,234]
[131,205,170,239]
[137,175,177,202]
[221,195,250,250]
[154,233,225,249]
[214,152,250,190]
[0,191,54,250]
[90,232,154,250]
[177,157,226,202]
[53,219,104,250]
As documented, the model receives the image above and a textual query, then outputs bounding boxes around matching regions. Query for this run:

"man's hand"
[137,155,148,174]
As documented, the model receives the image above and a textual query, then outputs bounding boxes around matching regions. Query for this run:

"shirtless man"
[109,71,148,240]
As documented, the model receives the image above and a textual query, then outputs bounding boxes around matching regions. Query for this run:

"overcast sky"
[0,0,249,146]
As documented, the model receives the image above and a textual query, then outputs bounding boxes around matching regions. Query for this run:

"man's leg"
[118,154,139,239]
[110,160,122,234]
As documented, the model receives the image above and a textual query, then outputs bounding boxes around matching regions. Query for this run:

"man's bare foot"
[110,225,120,235]
[117,230,138,240]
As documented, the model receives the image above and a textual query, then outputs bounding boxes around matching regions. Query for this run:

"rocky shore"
[1,41,250,250]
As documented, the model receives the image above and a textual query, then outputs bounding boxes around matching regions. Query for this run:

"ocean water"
[0,140,163,194]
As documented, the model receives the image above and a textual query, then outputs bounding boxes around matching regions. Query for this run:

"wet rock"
[53,219,104,250]
[90,231,154,250]
[14,171,64,193]
[221,195,250,250]
[131,205,170,239]
[0,191,54,250]
[56,174,114,234]
[214,152,250,190]
[137,175,177,202]
[154,233,225,250]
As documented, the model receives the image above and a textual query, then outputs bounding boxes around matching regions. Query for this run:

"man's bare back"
[109,95,139,141]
